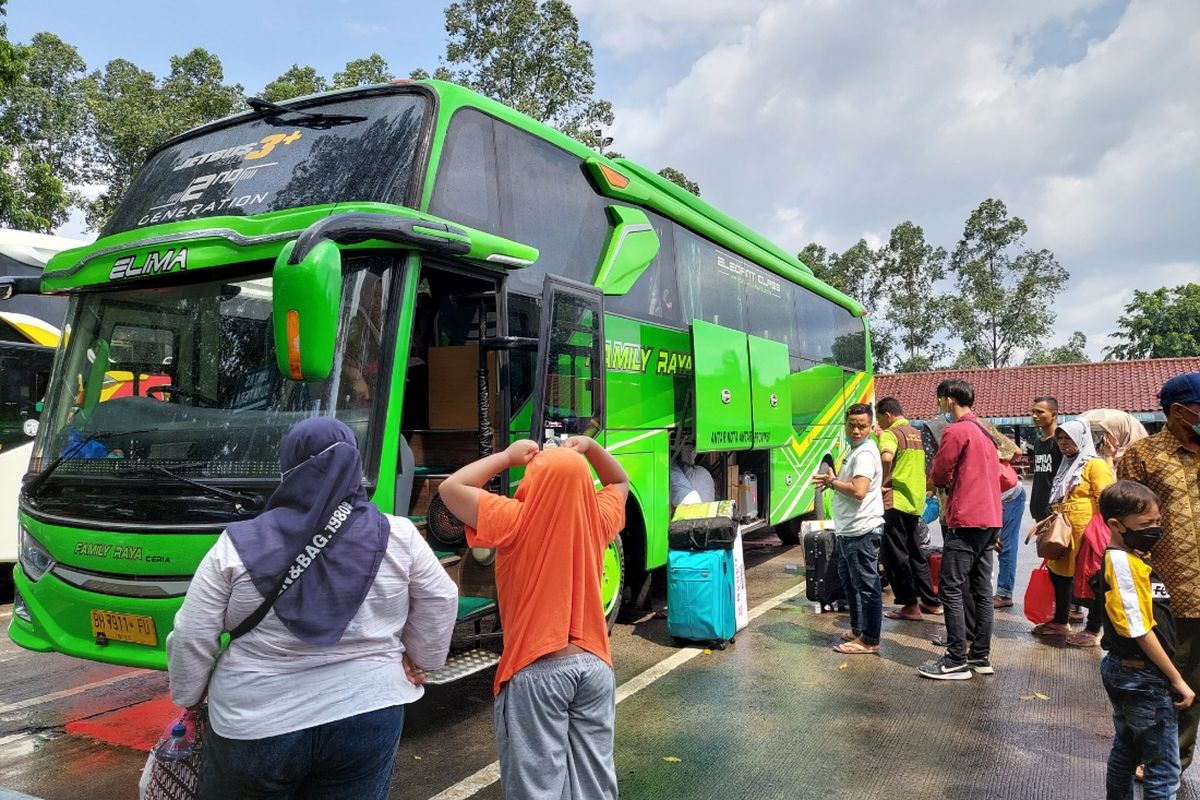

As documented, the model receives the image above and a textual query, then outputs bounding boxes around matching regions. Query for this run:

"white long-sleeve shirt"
[167,514,458,740]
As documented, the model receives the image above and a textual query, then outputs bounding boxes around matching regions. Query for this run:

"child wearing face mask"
[1094,480,1195,800]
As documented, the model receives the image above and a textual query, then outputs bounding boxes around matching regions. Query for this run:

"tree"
[261,64,326,102]
[85,49,243,230]
[0,31,89,231]
[878,221,947,372]
[333,54,392,88]
[1104,284,1200,360]
[0,1,23,93]
[657,167,699,196]
[948,198,1068,368]
[408,66,453,81]
[439,0,614,147]
[1025,331,1090,364]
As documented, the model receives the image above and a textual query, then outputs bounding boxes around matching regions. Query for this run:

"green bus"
[4,80,873,680]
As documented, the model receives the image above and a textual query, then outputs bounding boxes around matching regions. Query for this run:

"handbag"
[1024,560,1056,624]
[1024,511,1072,561]
[1074,513,1111,601]
[139,508,349,800]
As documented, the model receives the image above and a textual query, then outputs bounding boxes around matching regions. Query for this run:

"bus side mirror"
[272,239,342,382]
[591,205,659,295]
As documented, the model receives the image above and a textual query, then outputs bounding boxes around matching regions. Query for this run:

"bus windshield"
[26,255,396,520]
[103,92,428,235]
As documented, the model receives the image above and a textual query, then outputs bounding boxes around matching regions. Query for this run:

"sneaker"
[967,657,995,675]
[918,657,972,680]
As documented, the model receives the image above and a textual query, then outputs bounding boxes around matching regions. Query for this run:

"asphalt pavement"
[3,488,1199,799]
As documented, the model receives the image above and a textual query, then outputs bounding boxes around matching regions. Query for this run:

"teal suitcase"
[666,548,737,648]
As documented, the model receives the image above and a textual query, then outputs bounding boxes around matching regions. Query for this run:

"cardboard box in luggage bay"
[669,501,748,630]
[427,345,499,430]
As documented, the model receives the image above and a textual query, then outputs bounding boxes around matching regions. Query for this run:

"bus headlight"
[18,526,55,582]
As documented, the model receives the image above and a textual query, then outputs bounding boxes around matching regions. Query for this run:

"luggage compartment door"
[690,319,752,452]
[748,334,791,449]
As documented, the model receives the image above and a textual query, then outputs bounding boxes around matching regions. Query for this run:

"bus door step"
[423,648,501,684]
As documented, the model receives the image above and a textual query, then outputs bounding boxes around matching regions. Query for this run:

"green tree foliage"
[439,0,613,146]
[408,66,454,81]
[333,54,392,88]
[85,49,243,230]
[878,221,947,372]
[656,167,700,196]
[948,198,1068,368]
[1104,284,1200,360]
[0,1,23,93]
[0,31,89,231]
[261,64,327,102]
[1025,330,1090,364]
[0,144,71,231]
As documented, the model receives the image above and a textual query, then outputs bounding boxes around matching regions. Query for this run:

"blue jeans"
[199,704,405,800]
[835,528,884,646]
[1101,654,1181,800]
[996,485,1026,597]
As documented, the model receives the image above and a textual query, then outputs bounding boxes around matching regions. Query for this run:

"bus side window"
[429,109,501,234]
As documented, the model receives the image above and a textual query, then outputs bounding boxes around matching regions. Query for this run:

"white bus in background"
[1,229,83,566]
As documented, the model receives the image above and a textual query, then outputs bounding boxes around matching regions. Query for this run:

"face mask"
[1179,405,1200,437]
[1122,526,1164,554]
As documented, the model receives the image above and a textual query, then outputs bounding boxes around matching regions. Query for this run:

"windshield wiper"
[23,428,161,499]
[246,96,368,129]
[112,462,264,515]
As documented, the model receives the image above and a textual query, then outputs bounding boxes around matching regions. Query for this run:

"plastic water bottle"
[153,722,195,762]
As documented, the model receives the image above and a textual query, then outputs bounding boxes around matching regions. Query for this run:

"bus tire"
[775,518,801,546]
[603,533,625,632]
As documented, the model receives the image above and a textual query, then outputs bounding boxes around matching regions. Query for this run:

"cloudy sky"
[8,0,1198,359]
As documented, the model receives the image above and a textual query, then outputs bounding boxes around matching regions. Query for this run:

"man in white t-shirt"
[813,403,886,655]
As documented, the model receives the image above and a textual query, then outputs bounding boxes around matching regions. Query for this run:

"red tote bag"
[1024,560,1056,624]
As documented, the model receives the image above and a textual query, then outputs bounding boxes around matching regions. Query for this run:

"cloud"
[597,0,1198,358]
[343,22,386,36]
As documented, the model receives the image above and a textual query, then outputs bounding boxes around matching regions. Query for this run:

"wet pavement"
[3,487,1200,799]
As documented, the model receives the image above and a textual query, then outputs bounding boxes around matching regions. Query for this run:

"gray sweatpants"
[494,652,618,800]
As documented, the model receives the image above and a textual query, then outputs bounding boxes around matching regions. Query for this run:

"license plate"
[90,609,158,646]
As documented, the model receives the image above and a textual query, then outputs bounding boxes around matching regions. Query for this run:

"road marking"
[428,581,807,800]
[0,670,151,715]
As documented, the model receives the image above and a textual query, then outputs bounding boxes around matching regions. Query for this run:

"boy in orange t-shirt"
[439,437,628,799]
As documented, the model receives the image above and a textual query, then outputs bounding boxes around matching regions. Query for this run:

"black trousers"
[880,508,939,608]
[941,527,999,664]
[1048,570,1102,631]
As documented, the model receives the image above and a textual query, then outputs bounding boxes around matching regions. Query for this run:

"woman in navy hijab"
[167,417,458,799]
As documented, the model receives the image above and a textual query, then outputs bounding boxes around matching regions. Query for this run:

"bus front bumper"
[8,565,172,670]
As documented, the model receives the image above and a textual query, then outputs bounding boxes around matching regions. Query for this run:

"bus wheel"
[602,533,625,632]
[775,518,802,546]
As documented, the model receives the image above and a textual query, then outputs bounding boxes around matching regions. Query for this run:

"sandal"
[992,596,1014,609]
[1066,630,1100,647]
[840,630,861,642]
[885,609,923,621]
[833,641,879,655]
[919,604,945,615]
[1031,622,1071,636]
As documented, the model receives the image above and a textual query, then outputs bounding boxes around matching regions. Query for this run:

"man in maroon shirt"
[920,379,1003,680]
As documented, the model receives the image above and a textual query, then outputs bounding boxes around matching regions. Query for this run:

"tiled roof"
[875,357,1200,420]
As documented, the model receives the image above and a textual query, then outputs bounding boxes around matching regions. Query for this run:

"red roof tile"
[875,357,1200,420]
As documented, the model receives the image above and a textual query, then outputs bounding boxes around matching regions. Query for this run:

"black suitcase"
[803,527,847,609]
